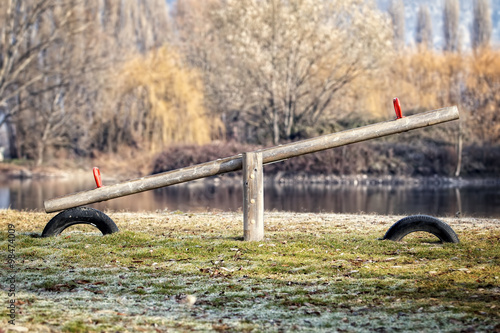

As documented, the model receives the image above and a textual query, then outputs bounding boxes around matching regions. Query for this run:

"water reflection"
[1,177,500,218]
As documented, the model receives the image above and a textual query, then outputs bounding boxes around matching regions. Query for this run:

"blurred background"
[1,0,499,216]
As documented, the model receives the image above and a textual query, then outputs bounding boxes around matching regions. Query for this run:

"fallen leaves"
[199,267,232,278]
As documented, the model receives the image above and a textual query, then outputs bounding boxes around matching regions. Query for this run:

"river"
[1,176,500,218]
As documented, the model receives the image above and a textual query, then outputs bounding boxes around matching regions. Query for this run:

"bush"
[152,140,483,178]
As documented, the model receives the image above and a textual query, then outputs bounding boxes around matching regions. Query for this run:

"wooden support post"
[243,152,264,241]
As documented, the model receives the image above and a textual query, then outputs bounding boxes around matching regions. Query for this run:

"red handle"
[393,97,404,119]
[93,167,102,188]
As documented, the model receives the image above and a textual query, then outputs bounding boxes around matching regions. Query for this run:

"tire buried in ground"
[42,207,119,237]
[383,214,459,243]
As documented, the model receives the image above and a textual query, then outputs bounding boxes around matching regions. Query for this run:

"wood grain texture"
[243,152,264,241]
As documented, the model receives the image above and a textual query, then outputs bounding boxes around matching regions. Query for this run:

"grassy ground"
[0,209,499,332]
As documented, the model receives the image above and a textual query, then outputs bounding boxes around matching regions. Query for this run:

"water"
[2,177,500,218]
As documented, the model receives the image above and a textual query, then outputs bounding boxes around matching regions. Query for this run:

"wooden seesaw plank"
[44,106,459,213]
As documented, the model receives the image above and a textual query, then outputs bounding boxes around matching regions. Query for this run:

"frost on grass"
[0,210,499,332]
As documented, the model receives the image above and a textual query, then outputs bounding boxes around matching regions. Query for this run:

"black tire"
[383,215,459,243]
[42,207,119,237]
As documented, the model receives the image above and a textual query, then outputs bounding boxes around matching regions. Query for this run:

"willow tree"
[97,47,222,152]
[201,0,391,144]
[1,0,174,162]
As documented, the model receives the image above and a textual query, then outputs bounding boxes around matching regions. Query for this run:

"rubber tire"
[383,215,459,243]
[42,207,119,237]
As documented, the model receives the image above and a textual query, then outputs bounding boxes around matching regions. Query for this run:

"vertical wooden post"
[243,152,264,241]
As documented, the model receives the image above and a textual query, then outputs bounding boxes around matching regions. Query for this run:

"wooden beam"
[243,152,264,241]
[44,106,459,213]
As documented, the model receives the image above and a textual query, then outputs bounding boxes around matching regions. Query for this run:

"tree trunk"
[272,107,279,145]
[6,120,18,159]
[36,142,45,166]
[271,0,279,145]
[454,121,463,177]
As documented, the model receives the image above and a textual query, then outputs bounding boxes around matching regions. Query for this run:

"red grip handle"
[393,97,404,119]
[93,167,102,188]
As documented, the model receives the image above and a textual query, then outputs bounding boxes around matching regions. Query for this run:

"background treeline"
[0,0,498,177]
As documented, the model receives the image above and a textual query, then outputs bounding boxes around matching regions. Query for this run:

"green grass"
[0,210,499,332]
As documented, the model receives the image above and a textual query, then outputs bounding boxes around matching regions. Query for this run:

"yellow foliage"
[345,47,500,146]
[110,46,223,151]
[465,48,500,144]
[344,69,393,119]
[387,48,464,111]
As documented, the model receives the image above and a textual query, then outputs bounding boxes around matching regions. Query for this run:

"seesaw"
[41,99,460,243]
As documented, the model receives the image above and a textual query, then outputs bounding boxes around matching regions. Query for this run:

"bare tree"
[443,0,460,52]
[416,5,432,49]
[388,0,405,49]
[95,46,221,153]
[0,0,85,159]
[2,0,175,162]
[173,0,221,67]
[184,0,392,145]
[472,0,492,51]
[0,1,74,128]
[101,0,169,52]
[9,0,95,163]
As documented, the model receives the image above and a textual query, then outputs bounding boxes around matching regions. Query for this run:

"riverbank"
[0,148,157,181]
[0,210,499,332]
[0,162,91,180]
[153,141,500,178]
[4,135,500,183]
[3,160,500,192]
